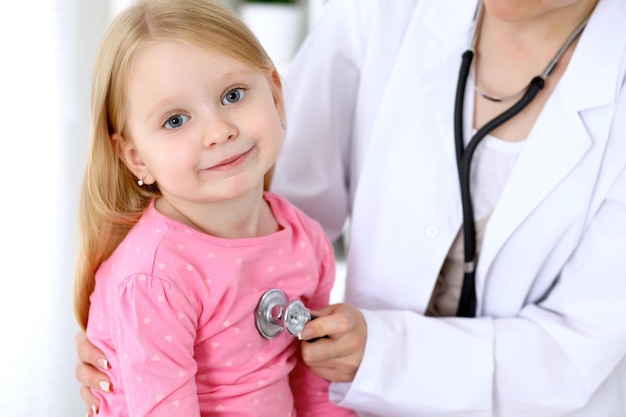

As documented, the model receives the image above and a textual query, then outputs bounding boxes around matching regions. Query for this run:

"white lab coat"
[272,0,626,416]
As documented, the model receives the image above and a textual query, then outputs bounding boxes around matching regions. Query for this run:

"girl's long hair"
[74,0,283,329]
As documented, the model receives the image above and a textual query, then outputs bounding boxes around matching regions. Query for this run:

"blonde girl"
[74,1,355,416]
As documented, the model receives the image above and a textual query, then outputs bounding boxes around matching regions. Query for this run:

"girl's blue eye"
[164,114,189,129]
[222,88,246,105]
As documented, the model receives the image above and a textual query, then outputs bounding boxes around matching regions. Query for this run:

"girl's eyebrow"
[145,94,188,122]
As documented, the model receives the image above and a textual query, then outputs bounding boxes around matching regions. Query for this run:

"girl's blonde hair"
[74,0,283,329]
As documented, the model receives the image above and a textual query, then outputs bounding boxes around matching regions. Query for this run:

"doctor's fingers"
[76,331,110,372]
[75,331,113,394]
[301,330,365,365]
[301,336,363,382]
[305,303,364,339]
[81,384,100,416]
[307,361,359,383]
[301,333,366,381]
[76,357,112,393]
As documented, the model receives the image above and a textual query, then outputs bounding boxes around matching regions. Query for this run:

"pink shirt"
[87,192,355,417]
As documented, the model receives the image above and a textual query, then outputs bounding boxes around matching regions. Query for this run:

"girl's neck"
[155,188,279,239]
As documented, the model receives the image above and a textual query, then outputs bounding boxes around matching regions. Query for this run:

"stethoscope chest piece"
[255,288,312,339]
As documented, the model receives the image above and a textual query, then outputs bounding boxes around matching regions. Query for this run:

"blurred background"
[0,1,331,416]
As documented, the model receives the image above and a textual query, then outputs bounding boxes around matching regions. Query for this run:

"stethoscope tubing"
[454,51,546,317]
[453,1,592,317]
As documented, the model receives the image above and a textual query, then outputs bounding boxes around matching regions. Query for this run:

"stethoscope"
[255,288,314,339]
[454,2,590,317]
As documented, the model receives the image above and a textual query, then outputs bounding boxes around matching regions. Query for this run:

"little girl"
[73,0,355,416]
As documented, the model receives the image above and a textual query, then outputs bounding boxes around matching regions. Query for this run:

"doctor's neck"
[479,0,598,45]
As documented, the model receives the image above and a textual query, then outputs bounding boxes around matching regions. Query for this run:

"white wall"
[0,1,107,416]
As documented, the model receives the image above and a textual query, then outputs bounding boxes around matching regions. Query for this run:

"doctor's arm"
[301,162,626,417]
[271,0,367,241]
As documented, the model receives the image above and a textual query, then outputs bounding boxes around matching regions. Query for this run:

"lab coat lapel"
[477,0,626,289]
[427,0,479,168]
[480,96,592,269]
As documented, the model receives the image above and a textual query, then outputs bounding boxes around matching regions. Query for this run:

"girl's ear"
[269,69,285,118]
[112,132,152,182]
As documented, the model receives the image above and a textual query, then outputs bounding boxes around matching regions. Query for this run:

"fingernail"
[99,358,109,370]
[99,380,111,392]
[299,329,313,340]
[91,404,98,415]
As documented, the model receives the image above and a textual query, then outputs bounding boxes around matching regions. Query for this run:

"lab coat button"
[426,226,438,237]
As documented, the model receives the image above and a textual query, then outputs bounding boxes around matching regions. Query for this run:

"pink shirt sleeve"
[112,273,201,417]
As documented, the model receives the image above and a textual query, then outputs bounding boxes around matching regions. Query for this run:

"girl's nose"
[203,115,237,147]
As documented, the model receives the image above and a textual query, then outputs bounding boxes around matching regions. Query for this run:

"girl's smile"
[204,147,254,171]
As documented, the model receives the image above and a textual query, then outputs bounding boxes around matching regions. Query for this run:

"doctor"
[278,0,626,415]
[76,0,626,416]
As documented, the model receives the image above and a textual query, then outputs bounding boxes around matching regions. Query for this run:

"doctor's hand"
[75,331,112,416]
[299,303,367,382]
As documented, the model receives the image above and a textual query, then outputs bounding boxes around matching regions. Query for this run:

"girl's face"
[118,40,283,207]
